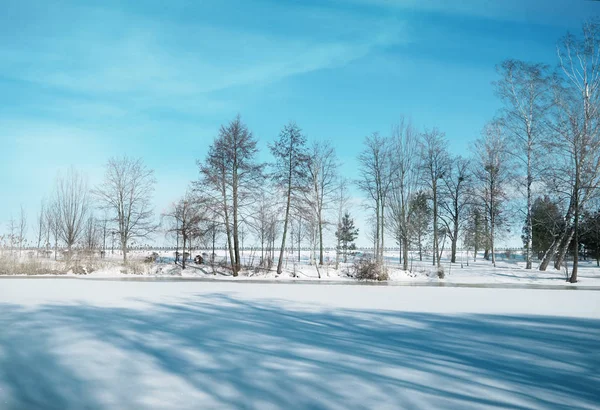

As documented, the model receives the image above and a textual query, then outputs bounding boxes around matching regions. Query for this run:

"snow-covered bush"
[353,259,388,281]
[437,266,445,279]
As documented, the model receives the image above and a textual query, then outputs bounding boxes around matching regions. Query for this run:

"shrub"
[437,266,445,279]
[353,258,388,281]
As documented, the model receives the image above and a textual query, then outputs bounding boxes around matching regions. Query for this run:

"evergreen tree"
[409,191,431,261]
[335,212,359,263]
[580,209,600,266]
[526,196,564,260]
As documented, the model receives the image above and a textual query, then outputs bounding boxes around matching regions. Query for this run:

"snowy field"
[0,278,598,409]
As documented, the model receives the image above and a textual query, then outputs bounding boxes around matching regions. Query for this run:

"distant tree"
[335,211,359,263]
[270,122,308,275]
[94,157,156,263]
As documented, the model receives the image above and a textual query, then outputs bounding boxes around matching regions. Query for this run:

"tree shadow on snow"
[0,296,598,409]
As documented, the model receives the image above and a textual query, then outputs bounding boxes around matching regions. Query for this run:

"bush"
[437,266,445,279]
[353,258,388,281]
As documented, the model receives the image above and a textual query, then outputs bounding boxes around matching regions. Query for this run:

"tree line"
[1,20,599,282]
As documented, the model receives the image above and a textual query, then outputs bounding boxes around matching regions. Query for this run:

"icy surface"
[0,279,598,409]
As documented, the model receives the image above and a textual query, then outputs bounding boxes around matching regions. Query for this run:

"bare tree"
[94,157,156,263]
[270,122,308,275]
[388,119,421,270]
[302,141,338,266]
[472,122,512,267]
[541,20,600,282]
[419,128,450,267]
[54,168,89,257]
[495,59,552,269]
[198,116,262,276]
[357,133,392,263]
[440,156,472,263]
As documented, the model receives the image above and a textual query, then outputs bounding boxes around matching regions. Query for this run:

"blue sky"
[0,0,598,244]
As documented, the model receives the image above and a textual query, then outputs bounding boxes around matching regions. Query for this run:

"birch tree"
[494,60,552,269]
[542,20,600,282]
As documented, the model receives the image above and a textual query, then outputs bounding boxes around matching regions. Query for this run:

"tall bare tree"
[357,133,392,263]
[419,128,450,267]
[94,157,156,263]
[270,122,308,275]
[388,119,421,270]
[54,168,89,257]
[440,156,472,263]
[495,60,552,269]
[302,141,338,266]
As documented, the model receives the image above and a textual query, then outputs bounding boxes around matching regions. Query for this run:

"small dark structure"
[194,255,204,265]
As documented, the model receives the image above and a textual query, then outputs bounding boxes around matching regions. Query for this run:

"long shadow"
[0,295,598,409]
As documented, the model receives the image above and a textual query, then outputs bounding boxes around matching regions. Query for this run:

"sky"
[0,0,598,246]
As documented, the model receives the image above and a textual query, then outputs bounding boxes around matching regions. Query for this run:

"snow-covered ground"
[3,247,600,288]
[0,278,598,409]
[23,248,598,288]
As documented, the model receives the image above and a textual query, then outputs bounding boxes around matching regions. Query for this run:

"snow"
[44,249,600,289]
[0,278,599,409]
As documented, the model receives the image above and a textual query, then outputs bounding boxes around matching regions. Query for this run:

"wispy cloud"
[0,3,407,110]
